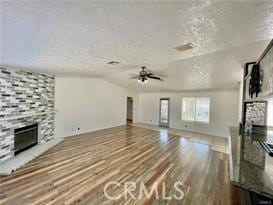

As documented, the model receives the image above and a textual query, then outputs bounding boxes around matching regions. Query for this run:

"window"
[182,98,210,123]
[182,98,195,121]
[195,98,210,122]
[159,98,170,127]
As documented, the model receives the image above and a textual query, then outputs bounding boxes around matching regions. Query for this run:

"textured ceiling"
[1,1,273,92]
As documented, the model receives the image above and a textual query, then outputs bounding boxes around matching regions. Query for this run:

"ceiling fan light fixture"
[141,79,147,85]
[131,66,163,84]
[138,77,148,85]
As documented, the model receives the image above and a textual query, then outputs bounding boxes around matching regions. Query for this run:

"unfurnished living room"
[1,1,273,204]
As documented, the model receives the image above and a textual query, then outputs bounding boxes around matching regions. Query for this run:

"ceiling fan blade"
[147,73,163,78]
[129,75,140,79]
[129,76,139,79]
[129,66,163,81]
[147,76,164,81]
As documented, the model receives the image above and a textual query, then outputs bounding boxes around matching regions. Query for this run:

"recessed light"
[107,61,120,65]
[175,43,195,52]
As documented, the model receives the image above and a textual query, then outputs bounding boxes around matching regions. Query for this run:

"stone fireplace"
[0,67,55,163]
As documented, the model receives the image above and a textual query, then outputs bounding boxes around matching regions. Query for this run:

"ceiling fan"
[129,66,163,84]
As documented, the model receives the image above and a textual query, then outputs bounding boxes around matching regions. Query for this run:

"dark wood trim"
[241,62,256,123]
[257,39,273,63]
[244,62,256,78]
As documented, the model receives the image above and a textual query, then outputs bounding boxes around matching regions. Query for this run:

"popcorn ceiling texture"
[1,1,273,92]
[0,68,55,163]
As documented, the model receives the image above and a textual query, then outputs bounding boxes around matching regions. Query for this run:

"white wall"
[139,90,239,138]
[267,98,273,127]
[54,77,139,138]
[54,76,239,138]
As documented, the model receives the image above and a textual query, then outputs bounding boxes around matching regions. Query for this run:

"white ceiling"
[1,1,273,92]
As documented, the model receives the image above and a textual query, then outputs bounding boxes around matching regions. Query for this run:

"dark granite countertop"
[229,126,273,199]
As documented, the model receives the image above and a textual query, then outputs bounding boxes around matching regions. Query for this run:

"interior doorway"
[127,97,133,124]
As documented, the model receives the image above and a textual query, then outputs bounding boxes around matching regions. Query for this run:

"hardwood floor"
[133,122,229,154]
[0,125,249,205]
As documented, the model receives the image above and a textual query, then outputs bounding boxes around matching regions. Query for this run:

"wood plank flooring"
[0,125,249,205]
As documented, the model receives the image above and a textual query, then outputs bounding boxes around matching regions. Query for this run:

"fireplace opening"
[14,124,38,155]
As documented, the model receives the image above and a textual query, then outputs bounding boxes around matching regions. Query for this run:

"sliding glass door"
[159,98,170,127]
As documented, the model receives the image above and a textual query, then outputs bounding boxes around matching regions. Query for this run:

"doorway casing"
[126,97,133,124]
[159,98,170,127]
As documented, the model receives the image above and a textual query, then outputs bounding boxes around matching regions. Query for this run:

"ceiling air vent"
[175,43,195,52]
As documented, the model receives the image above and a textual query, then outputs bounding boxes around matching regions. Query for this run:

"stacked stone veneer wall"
[0,67,55,163]
[245,102,266,126]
